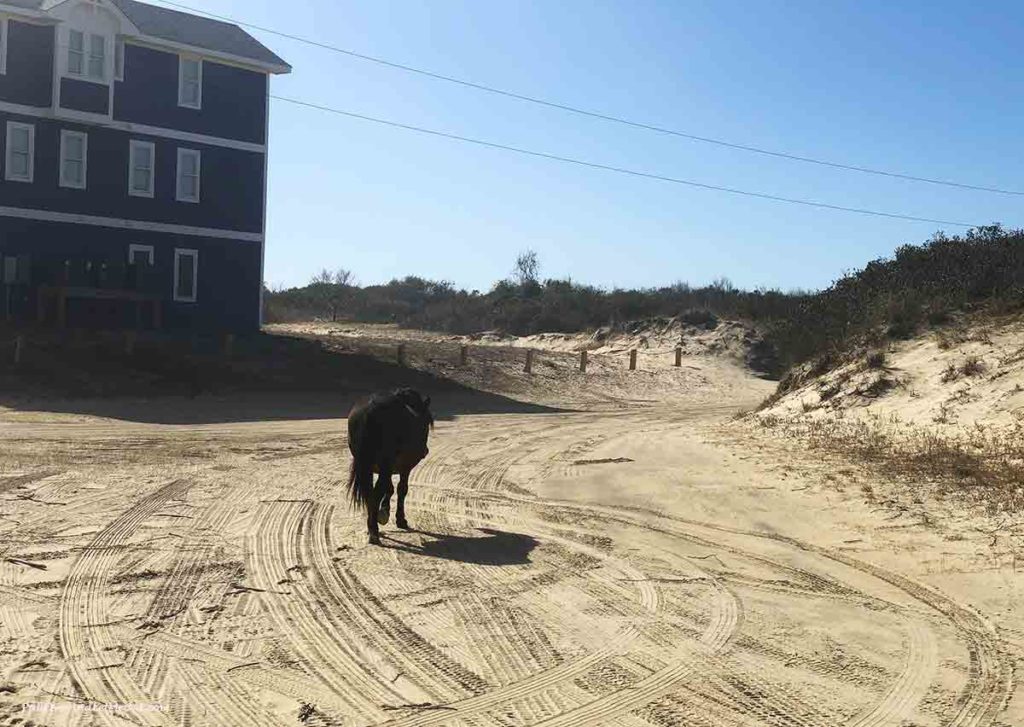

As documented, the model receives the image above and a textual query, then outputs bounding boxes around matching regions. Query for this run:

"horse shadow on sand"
[381,527,537,566]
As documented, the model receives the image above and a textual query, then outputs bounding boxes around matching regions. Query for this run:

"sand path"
[0,352,1019,726]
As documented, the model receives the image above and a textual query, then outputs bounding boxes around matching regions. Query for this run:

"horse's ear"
[424,396,431,408]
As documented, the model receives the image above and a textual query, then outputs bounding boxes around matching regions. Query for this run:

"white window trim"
[0,18,9,76]
[175,147,200,203]
[177,55,202,110]
[173,248,198,303]
[64,29,110,85]
[114,37,124,82]
[5,121,34,183]
[59,129,88,190]
[128,243,154,265]
[86,33,105,81]
[127,139,155,198]
[66,28,84,77]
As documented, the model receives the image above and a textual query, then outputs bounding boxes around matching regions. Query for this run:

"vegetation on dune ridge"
[265,226,1024,381]
[758,413,1024,515]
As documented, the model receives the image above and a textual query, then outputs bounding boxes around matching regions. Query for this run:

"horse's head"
[395,388,434,430]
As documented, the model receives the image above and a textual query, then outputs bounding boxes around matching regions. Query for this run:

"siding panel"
[114,44,267,145]
[0,111,265,233]
[0,20,54,107]
[0,216,261,330]
[59,77,110,115]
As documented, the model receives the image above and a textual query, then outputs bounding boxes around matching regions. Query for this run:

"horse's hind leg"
[396,471,410,530]
[377,477,395,526]
[368,461,392,545]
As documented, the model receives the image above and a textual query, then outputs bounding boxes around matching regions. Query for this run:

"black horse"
[347,388,434,545]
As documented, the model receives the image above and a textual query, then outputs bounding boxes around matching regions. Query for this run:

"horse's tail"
[347,410,376,511]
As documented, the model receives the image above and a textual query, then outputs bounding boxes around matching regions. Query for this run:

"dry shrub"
[757,414,1024,513]
[819,382,841,401]
[861,376,896,398]
[961,355,985,377]
[865,350,886,369]
[942,355,986,383]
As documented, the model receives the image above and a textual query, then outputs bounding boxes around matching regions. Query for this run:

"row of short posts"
[12,336,685,370]
[390,343,685,372]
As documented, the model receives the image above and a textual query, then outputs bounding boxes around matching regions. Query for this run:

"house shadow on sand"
[0,331,567,424]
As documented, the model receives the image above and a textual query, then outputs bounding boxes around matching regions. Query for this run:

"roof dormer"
[49,0,138,86]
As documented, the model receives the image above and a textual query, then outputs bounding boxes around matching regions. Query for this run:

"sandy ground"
[0,325,1020,727]
[762,313,1024,429]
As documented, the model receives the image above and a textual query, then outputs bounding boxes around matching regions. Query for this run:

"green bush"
[266,225,1024,382]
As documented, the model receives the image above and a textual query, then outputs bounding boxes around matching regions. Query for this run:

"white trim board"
[0,99,266,153]
[128,242,153,264]
[126,36,290,76]
[0,4,52,22]
[0,18,8,76]
[0,205,262,242]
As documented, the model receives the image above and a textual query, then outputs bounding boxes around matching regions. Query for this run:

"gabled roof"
[110,0,289,71]
[0,0,290,73]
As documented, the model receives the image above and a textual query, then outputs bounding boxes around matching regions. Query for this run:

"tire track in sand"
[247,498,408,720]
[59,478,190,727]
[520,495,997,727]
[845,619,938,727]
[376,510,734,727]
[393,483,947,727]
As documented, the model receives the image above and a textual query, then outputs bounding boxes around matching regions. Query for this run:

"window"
[128,244,153,266]
[5,121,34,183]
[128,140,154,197]
[178,57,202,109]
[0,19,9,76]
[114,38,124,81]
[2,254,29,284]
[87,33,105,80]
[67,29,84,76]
[59,130,87,189]
[67,30,106,80]
[173,248,198,302]
[176,148,200,203]
[2,256,16,284]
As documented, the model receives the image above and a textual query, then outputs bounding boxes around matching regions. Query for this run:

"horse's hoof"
[377,502,391,526]
[368,534,381,546]
[396,519,411,531]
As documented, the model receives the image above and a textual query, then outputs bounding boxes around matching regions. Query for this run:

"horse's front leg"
[368,460,392,545]
[396,471,411,530]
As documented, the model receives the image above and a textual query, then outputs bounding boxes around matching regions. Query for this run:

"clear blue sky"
[181,1,1023,292]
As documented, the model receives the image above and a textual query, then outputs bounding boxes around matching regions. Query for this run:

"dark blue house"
[0,0,289,331]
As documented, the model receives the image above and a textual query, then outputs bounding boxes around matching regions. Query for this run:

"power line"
[271,94,982,228]
[153,0,1024,198]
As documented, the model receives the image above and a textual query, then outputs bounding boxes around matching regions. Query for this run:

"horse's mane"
[370,388,434,428]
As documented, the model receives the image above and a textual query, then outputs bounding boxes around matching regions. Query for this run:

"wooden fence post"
[675,347,682,367]
[459,345,468,367]
[580,349,587,373]
[13,335,22,365]
[629,349,637,371]
[397,343,406,366]
[524,349,533,374]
